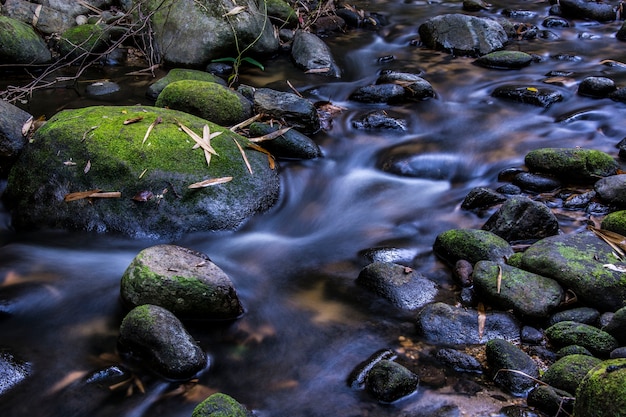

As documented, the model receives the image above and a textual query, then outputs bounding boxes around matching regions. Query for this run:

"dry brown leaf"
[232,137,253,174]
[305,67,331,74]
[477,302,486,341]
[230,114,262,132]
[222,5,246,17]
[142,116,162,146]
[188,177,233,189]
[496,264,502,294]
[123,116,144,125]
[64,189,100,201]
[63,160,77,166]
[84,159,91,174]
[247,142,275,169]
[588,225,626,259]
[21,116,33,137]
[87,192,121,198]
[178,122,218,155]
[248,127,292,143]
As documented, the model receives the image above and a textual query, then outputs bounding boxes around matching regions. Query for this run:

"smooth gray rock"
[248,122,322,159]
[595,174,626,206]
[0,100,32,176]
[253,88,321,134]
[486,339,539,395]
[1,0,74,34]
[291,30,340,77]
[0,15,52,64]
[481,196,559,242]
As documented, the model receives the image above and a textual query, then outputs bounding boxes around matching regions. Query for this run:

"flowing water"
[2,1,626,416]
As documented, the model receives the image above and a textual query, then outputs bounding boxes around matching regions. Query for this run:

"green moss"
[124,304,156,327]
[524,148,617,182]
[433,228,513,265]
[192,393,251,417]
[59,24,109,58]
[0,16,51,64]
[574,359,626,417]
[602,210,626,236]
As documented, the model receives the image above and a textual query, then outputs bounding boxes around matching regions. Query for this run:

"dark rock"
[85,81,121,96]
[118,304,207,380]
[463,0,491,11]
[359,247,417,265]
[512,172,561,193]
[610,347,626,358]
[191,392,253,417]
[574,359,626,417]
[291,30,341,78]
[0,15,52,64]
[84,365,132,388]
[379,149,475,181]
[365,360,419,403]
[617,137,626,159]
[578,76,616,98]
[548,307,600,327]
[459,287,478,307]
[542,16,571,28]
[435,348,482,373]
[496,184,522,195]
[472,261,564,319]
[356,262,438,310]
[601,210,626,235]
[266,0,297,28]
[453,259,473,287]
[558,0,616,22]
[542,354,602,394]
[1,0,74,35]
[525,148,617,183]
[433,228,514,266]
[376,71,436,100]
[603,306,626,344]
[120,244,244,320]
[617,21,626,41]
[492,85,563,107]
[253,88,321,134]
[521,232,626,312]
[474,51,533,69]
[0,348,31,395]
[310,15,346,34]
[248,122,322,159]
[481,196,559,242]
[556,345,593,358]
[527,385,574,417]
[418,14,508,56]
[205,62,234,78]
[520,326,544,345]
[349,83,407,104]
[416,302,520,345]
[595,174,626,206]
[146,69,226,100]
[461,187,507,210]
[352,110,407,131]
[347,349,396,389]
[561,190,595,209]
[486,339,539,395]
[0,99,32,177]
[545,321,618,357]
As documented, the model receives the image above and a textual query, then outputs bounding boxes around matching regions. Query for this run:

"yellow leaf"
[526,87,538,92]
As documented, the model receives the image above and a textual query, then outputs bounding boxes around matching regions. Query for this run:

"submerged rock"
[578,76,616,98]
[120,244,244,320]
[352,110,407,131]
[492,85,564,107]
[558,0,616,22]
[118,304,207,380]
[486,339,539,395]
[574,359,626,417]
[474,51,533,69]
[192,392,253,417]
[3,105,280,239]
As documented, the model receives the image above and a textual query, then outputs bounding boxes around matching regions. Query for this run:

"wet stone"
[253,88,321,134]
[365,359,419,403]
[610,347,626,359]
[492,85,563,107]
[433,228,514,266]
[545,321,618,357]
[542,16,570,28]
[461,187,507,211]
[527,385,574,417]
[578,76,616,98]
[0,348,31,395]
[574,359,626,417]
[376,71,436,100]
[595,174,626,206]
[520,326,543,345]
[512,172,561,193]
[524,148,618,183]
[453,259,473,287]
[291,30,341,78]
[85,81,120,96]
[541,354,602,395]
[349,83,407,104]
[248,122,322,159]
[486,339,539,395]
[603,306,626,345]
[352,110,407,131]
[474,51,533,69]
[558,0,616,22]
[556,345,593,358]
[192,392,253,417]
[434,348,482,373]
[547,306,600,327]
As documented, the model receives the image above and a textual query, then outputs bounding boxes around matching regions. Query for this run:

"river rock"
[418,14,508,56]
[352,110,407,131]
[573,358,626,417]
[365,359,419,403]
[253,88,321,134]
[356,261,438,310]
[603,306,626,344]
[486,339,538,395]
[0,15,52,64]
[379,150,475,181]
[472,261,564,319]
[349,83,407,104]
[119,304,207,380]
[0,100,31,177]
[192,392,253,417]
[0,348,31,395]
[548,307,600,327]
[155,80,253,126]
[601,210,626,235]
[434,348,482,373]
[132,0,279,66]
[416,302,521,345]
[492,84,564,107]
[248,122,322,159]
[433,228,514,266]
[266,0,297,28]
[146,69,226,100]
[481,196,559,242]
[527,385,575,416]
[461,187,507,211]
[474,51,533,69]
[1,0,74,35]
[524,148,618,183]
[120,244,244,320]
[557,345,593,358]
[558,0,616,22]
[545,321,618,357]
[595,174,626,206]
[3,105,279,239]
[58,23,118,60]
[376,70,436,100]
[542,354,602,395]
[512,172,562,193]
[578,76,616,98]
[291,30,340,78]
[520,232,626,312]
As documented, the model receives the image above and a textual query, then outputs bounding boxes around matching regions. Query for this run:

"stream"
[2,0,626,416]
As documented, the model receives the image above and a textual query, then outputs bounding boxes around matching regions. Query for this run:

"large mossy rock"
[521,232,626,312]
[146,68,227,100]
[574,358,626,417]
[524,148,617,183]
[192,392,253,417]
[58,24,112,59]
[541,354,602,395]
[133,0,279,66]
[0,15,52,64]
[433,228,514,266]
[486,339,539,395]
[545,321,618,357]
[4,106,280,239]
[120,244,244,320]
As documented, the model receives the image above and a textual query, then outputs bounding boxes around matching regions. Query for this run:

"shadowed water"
[2,0,626,415]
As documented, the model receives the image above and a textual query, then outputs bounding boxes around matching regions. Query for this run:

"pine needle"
[230,114,262,132]
[188,177,233,189]
[142,116,162,146]
[248,127,292,143]
[232,137,253,174]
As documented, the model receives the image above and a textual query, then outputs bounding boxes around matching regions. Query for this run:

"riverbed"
[2,1,626,416]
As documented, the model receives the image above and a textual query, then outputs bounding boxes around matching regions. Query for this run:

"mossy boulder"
[472,261,563,319]
[595,175,626,207]
[541,354,602,394]
[147,69,227,100]
[574,358,626,417]
[521,232,626,312]
[601,209,626,235]
[120,244,244,320]
[118,304,207,380]
[58,24,114,60]
[433,228,514,266]
[545,321,618,357]
[3,105,280,239]
[192,392,253,417]
[0,16,51,64]
[524,148,618,183]
[155,80,253,126]
[364,360,419,403]
[485,338,539,395]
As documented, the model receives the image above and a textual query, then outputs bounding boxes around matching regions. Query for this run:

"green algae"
[574,358,626,417]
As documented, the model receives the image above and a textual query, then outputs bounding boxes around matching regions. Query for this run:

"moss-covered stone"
[541,354,602,394]
[574,358,626,417]
[266,0,297,27]
[147,69,227,100]
[58,24,111,59]
[474,50,533,69]
[485,338,539,395]
[524,148,618,183]
[521,232,626,312]
[601,210,626,235]
[3,105,279,238]
[545,321,618,357]
[155,80,253,126]
[192,392,252,417]
[433,228,514,266]
[365,360,419,403]
[0,16,51,64]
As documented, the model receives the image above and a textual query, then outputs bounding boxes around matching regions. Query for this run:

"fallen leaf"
[526,87,538,92]
[84,159,91,174]
[63,160,77,166]
[305,67,331,74]
[142,116,162,145]
[588,225,626,260]
[21,116,33,137]
[178,122,218,155]
[123,116,144,125]
[222,5,246,17]
[230,114,262,132]
[232,137,253,174]
[477,302,486,341]
[132,190,154,202]
[248,127,292,142]
[604,264,626,273]
[64,189,100,201]
[188,177,233,189]
[247,142,275,169]
[496,264,502,294]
